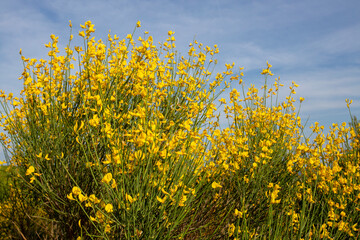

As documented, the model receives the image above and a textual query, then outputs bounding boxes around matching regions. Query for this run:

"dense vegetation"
[0,21,359,239]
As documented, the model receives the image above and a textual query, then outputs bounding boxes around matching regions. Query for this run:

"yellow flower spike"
[25,166,35,175]
[105,203,113,213]
[69,20,72,28]
[136,21,141,28]
[211,181,222,189]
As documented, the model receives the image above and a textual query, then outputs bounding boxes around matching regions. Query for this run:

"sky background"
[0,0,359,147]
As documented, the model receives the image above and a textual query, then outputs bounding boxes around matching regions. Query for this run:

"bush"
[0,20,359,239]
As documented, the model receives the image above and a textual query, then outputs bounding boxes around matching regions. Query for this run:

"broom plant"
[0,20,359,239]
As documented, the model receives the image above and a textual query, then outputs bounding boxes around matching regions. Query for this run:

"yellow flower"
[105,224,111,233]
[26,166,35,175]
[111,179,117,189]
[101,173,113,184]
[105,203,113,213]
[266,61,272,68]
[211,181,222,189]
[270,184,281,204]
[67,193,75,200]
[30,176,36,183]
[12,100,20,107]
[219,98,226,104]
[136,21,141,27]
[74,121,84,133]
[89,194,101,204]
[89,114,100,127]
[228,223,235,237]
[126,194,135,203]
[178,195,187,207]
[72,186,81,196]
[234,208,244,218]
[157,195,167,203]
[261,61,274,76]
[78,193,88,202]
[261,68,269,75]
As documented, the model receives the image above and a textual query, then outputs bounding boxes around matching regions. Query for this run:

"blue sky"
[0,0,359,138]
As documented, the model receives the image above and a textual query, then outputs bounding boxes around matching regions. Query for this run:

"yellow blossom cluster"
[0,20,359,239]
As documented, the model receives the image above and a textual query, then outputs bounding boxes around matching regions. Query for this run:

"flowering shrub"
[0,21,359,239]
